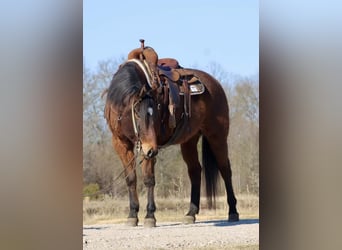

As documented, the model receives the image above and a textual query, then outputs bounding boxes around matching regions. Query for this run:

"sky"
[83,0,259,77]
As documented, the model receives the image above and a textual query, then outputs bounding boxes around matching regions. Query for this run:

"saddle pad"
[179,81,205,95]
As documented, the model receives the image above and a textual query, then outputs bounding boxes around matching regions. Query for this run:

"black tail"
[202,136,219,209]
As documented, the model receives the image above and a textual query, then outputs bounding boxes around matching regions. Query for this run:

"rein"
[83,149,144,198]
[131,99,140,138]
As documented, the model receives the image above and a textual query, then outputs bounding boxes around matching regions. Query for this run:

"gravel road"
[83,219,259,249]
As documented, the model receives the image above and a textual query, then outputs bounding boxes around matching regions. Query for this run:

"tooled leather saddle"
[127,39,205,129]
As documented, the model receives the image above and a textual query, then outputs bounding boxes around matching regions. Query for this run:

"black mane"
[107,62,145,109]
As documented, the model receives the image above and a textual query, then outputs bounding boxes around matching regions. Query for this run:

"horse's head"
[132,94,161,158]
[106,48,167,159]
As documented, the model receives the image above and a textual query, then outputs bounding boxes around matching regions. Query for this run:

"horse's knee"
[126,174,136,186]
[143,176,155,187]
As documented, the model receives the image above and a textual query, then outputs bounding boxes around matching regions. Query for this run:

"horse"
[104,43,239,227]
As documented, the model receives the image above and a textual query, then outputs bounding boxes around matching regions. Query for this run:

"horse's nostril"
[147,149,158,158]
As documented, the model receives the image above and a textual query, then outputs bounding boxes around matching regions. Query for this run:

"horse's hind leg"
[180,133,202,223]
[112,136,139,226]
[203,134,239,222]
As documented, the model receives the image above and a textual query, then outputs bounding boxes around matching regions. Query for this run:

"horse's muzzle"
[142,143,158,159]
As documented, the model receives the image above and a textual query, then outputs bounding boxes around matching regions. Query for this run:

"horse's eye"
[147,107,153,116]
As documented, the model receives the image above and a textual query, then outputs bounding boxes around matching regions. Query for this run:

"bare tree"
[229,78,259,194]
[83,57,127,196]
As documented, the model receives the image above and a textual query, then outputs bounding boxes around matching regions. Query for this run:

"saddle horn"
[140,39,145,49]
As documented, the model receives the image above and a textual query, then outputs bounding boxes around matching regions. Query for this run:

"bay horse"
[104,42,239,227]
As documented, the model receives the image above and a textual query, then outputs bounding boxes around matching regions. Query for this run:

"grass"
[83,194,259,225]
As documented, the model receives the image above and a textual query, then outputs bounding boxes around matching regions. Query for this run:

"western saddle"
[127,39,205,129]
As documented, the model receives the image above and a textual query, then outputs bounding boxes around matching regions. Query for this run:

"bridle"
[125,58,160,138]
[131,94,156,158]
[125,59,172,156]
[128,58,186,151]
[124,59,167,155]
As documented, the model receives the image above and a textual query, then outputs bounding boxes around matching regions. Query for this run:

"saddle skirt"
[179,77,205,96]
[157,60,205,96]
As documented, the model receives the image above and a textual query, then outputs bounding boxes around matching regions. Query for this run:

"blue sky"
[83,0,259,77]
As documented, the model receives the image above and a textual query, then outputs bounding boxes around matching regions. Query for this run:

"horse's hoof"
[183,215,196,224]
[144,218,156,228]
[228,213,239,222]
[126,217,139,226]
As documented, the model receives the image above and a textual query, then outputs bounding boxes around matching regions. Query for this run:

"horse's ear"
[101,89,108,99]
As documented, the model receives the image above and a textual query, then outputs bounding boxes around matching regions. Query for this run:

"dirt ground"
[83,219,259,249]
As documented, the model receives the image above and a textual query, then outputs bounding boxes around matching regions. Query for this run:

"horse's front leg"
[112,136,139,226]
[141,157,157,227]
[125,163,139,226]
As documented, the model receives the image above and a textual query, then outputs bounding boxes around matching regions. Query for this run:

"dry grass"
[191,245,259,250]
[83,194,259,225]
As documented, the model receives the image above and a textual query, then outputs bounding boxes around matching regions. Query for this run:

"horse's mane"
[106,62,144,109]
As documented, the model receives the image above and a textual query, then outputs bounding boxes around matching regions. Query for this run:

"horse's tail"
[202,136,219,209]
